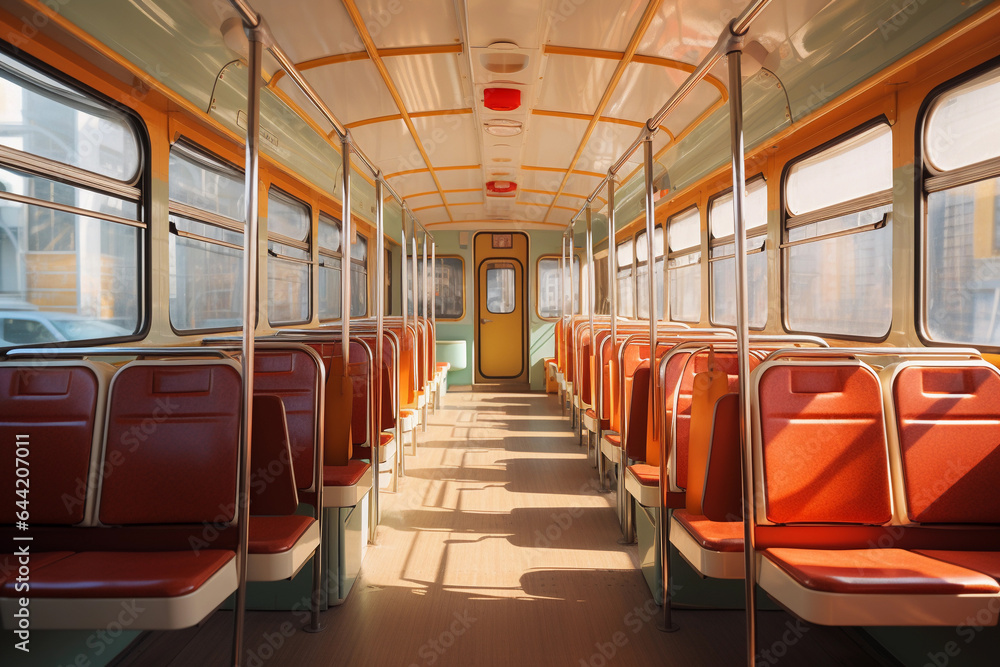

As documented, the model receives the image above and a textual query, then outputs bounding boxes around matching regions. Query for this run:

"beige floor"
[118,388,888,667]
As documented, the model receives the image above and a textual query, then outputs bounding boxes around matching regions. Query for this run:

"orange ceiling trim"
[406,188,481,199]
[542,0,664,223]
[341,0,453,220]
[412,201,482,212]
[543,45,623,61]
[385,164,481,179]
[522,165,605,178]
[631,54,728,101]
[345,108,473,130]
[424,220,571,229]
[269,44,464,87]
[531,109,676,141]
[517,201,578,213]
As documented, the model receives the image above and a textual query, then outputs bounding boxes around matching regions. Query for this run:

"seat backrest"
[752,359,892,527]
[623,362,650,461]
[98,360,242,526]
[249,394,299,516]
[253,345,322,492]
[0,361,115,527]
[884,361,1000,525]
[701,392,744,522]
[311,339,373,448]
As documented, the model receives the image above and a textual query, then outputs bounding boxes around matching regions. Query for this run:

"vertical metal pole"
[729,46,758,666]
[431,241,438,410]
[586,208,595,465]
[421,233,429,431]
[600,178,617,493]
[232,25,263,667]
[559,234,567,413]
[400,218,409,464]
[411,230,418,437]
[341,134,352,387]
[372,178,384,544]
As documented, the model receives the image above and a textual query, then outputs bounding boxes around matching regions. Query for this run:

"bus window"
[267,188,311,325]
[783,122,892,339]
[616,239,634,318]
[537,255,579,319]
[168,144,244,331]
[710,177,768,329]
[0,50,144,346]
[351,232,368,317]
[667,207,701,323]
[635,227,665,320]
[923,65,1000,346]
[318,213,341,321]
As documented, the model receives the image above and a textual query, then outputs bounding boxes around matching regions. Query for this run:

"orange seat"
[762,548,1000,596]
[916,551,1000,584]
[0,552,74,586]
[628,463,657,486]
[673,511,743,553]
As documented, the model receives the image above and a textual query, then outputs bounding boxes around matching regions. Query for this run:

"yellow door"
[478,259,525,379]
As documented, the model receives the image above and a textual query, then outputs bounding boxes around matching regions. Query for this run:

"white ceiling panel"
[521,115,589,169]
[450,204,488,221]
[556,194,591,213]
[445,191,484,206]
[410,115,480,168]
[544,0,647,52]
[436,168,485,191]
[385,53,469,113]
[466,0,547,49]
[573,120,640,174]
[518,191,555,207]
[562,172,606,199]
[252,0,360,62]
[605,62,723,139]
[546,207,577,226]
[519,170,570,194]
[516,200,551,223]
[348,119,424,175]
[636,0,723,65]
[292,61,399,127]
[352,0,462,49]
[385,170,437,197]
[535,55,617,115]
[415,208,451,225]
[411,193,445,211]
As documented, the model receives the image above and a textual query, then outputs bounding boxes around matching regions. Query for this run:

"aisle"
[119,388,887,667]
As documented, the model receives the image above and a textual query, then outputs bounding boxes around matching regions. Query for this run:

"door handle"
[481,318,493,324]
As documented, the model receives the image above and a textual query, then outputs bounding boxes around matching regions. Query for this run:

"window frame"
[432,254,466,321]
[708,175,768,330]
[779,117,894,342]
[317,211,342,323]
[916,57,1000,350]
[0,42,151,350]
[536,254,580,321]
[635,225,665,321]
[351,229,370,318]
[615,238,636,319]
[266,186,312,327]
[666,205,703,323]
[167,139,249,335]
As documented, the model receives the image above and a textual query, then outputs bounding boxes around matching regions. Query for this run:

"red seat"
[762,548,999,596]
[0,552,74,585]
[324,460,371,487]
[628,463,657,486]
[604,433,621,447]
[584,408,610,431]
[249,516,315,555]
[4,550,235,599]
[674,511,743,553]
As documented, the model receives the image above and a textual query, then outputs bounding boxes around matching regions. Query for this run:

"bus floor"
[116,388,891,667]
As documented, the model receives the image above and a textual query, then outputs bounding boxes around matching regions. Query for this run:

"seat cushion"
[1,550,235,598]
[0,551,74,586]
[323,460,371,487]
[674,510,744,553]
[380,432,395,447]
[604,433,621,447]
[763,548,1000,595]
[629,463,658,486]
[248,515,315,555]
[584,408,611,431]
[916,551,1000,584]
